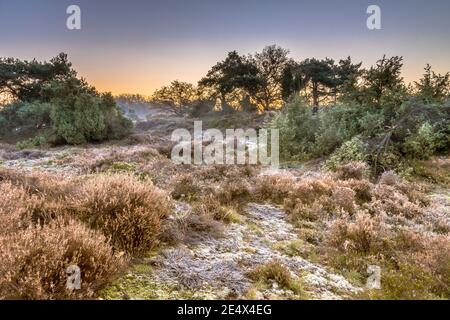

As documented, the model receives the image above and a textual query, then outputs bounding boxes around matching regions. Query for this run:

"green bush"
[100,93,133,140]
[48,83,131,145]
[271,98,366,161]
[402,122,442,160]
[270,97,319,160]
[0,56,132,146]
[0,102,51,132]
[51,93,106,144]
[313,106,358,156]
[325,137,368,170]
[15,102,52,127]
[16,136,47,150]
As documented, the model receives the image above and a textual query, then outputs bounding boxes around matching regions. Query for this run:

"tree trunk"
[312,82,319,106]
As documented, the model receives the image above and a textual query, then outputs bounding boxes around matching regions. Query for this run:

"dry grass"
[0,168,172,298]
[254,173,296,204]
[0,218,124,300]
[73,174,172,256]
[191,196,240,223]
[161,209,225,245]
[333,161,369,180]
[326,212,389,255]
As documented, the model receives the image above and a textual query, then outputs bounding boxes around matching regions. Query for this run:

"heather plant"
[333,162,370,180]
[253,173,296,204]
[191,196,240,224]
[283,175,348,221]
[170,173,204,201]
[162,208,225,245]
[0,169,172,257]
[326,212,388,255]
[213,178,252,206]
[0,218,124,300]
[73,174,171,256]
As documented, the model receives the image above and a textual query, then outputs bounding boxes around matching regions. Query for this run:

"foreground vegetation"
[0,142,448,299]
[0,47,449,300]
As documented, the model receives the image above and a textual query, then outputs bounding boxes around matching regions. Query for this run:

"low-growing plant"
[333,162,370,180]
[74,174,172,256]
[402,122,441,160]
[247,261,307,297]
[170,174,203,201]
[253,173,296,204]
[0,218,124,300]
[192,196,241,224]
[16,135,47,150]
[325,137,368,170]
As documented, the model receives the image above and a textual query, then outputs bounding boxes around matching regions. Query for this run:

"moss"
[132,263,153,274]
[247,261,310,299]
[100,275,171,300]
[108,161,137,173]
[272,239,305,257]
[246,222,264,236]
[360,263,445,300]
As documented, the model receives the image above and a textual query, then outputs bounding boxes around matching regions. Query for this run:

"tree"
[251,45,291,110]
[151,80,197,107]
[333,57,363,103]
[297,58,336,107]
[281,57,362,106]
[0,53,75,102]
[414,64,450,104]
[360,55,405,107]
[281,60,302,101]
[199,51,261,112]
[0,54,131,145]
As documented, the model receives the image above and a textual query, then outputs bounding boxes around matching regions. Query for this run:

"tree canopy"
[0,53,131,145]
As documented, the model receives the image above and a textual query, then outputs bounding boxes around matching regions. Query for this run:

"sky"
[1,0,450,95]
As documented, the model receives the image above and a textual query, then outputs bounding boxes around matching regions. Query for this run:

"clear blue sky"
[1,0,449,94]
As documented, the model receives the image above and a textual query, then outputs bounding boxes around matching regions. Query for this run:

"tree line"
[139,45,449,115]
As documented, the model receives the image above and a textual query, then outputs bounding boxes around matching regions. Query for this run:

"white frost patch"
[149,203,361,300]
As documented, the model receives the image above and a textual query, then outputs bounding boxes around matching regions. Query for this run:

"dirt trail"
[103,203,361,300]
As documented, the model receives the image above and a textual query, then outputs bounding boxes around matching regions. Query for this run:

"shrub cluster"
[0,169,171,299]
[270,95,449,173]
[255,169,448,299]
[0,55,132,146]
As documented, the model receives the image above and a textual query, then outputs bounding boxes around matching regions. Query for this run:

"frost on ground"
[104,203,361,300]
